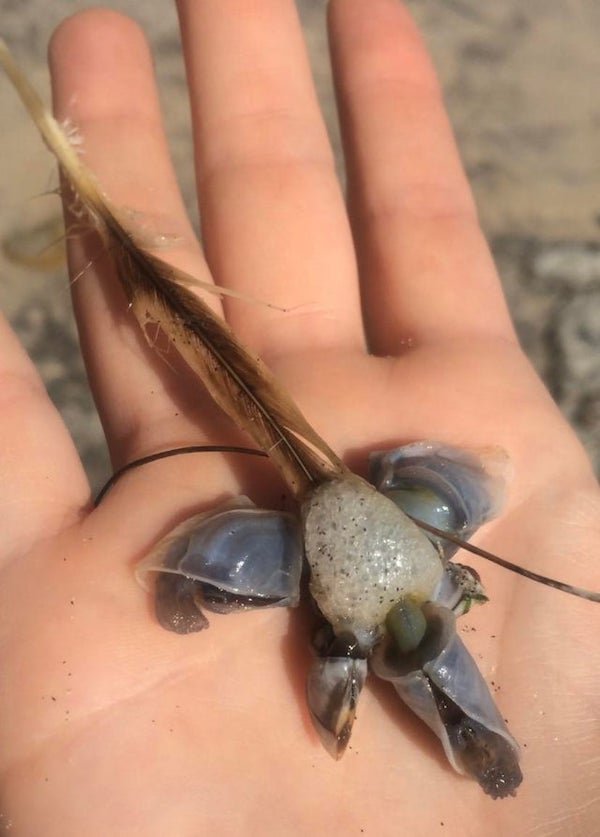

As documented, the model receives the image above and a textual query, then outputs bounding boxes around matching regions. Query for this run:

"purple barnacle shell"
[136,497,303,632]
[369,441,510,558]
[371,602,522,799]
[306,656,368,760]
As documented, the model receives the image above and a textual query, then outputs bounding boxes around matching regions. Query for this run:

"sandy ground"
[0,0,598,489]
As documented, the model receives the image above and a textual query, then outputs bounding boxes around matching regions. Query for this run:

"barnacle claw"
[371,602,522,798]
[432,562,488,615]
[306,656,368,759]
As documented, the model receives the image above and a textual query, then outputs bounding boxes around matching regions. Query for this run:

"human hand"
[0,2,598,834]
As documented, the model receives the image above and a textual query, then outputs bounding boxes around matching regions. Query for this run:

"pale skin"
[0,1,598,834]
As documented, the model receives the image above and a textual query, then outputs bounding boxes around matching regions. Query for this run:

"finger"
[328,0,516,354]
[49,10,227,468]
[176,0,364,357]
[0,313,88,557]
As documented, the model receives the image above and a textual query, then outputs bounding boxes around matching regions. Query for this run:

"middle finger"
[177,0,364,358]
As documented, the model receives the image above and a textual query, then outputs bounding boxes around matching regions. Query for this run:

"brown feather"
[0,39,347,498]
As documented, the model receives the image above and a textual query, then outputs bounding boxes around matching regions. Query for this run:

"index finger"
[0,314,88,558]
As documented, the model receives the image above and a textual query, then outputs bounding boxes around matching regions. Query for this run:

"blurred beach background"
[0,0,599,491]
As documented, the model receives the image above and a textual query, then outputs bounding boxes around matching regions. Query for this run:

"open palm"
[1,3,598,834]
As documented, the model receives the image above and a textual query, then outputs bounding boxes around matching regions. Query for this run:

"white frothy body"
[302,477,443,636]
